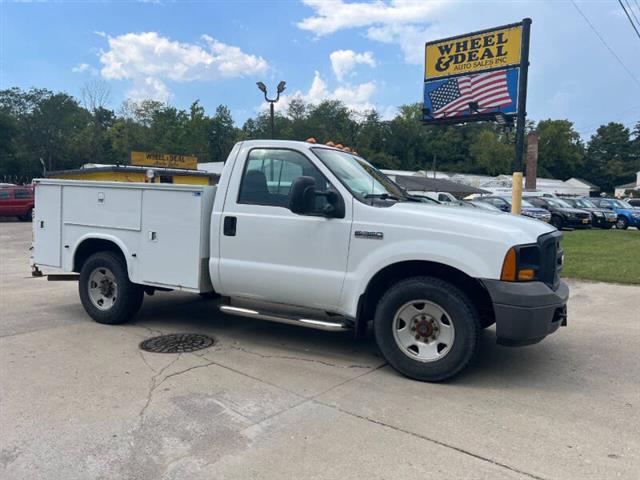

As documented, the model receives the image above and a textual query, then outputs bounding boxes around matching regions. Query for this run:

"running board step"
[219,305,352,332]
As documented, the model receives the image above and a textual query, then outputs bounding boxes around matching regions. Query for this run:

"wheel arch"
[355,260,495,336]
[72,235,131,276]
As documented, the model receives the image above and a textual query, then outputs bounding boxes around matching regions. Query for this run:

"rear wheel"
[374,277,481,382]
[616,216,629,230]
[79,251,143,324]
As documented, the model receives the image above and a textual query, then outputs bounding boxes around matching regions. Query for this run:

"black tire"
[550,215,564,230]
[79,251,143,325]
[373,276,481,382]
[616,216,629,230]
[18,208,33,222]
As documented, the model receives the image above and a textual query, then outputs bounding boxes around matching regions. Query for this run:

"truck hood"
[521,207,550,215]
[387,202,555,245]
[558,207,590,215]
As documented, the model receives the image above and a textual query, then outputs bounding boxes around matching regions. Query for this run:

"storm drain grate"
[139,333,215,353]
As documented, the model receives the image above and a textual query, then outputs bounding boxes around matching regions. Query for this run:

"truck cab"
[33,140,569,381]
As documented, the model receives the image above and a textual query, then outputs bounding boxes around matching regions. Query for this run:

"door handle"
[223,216,237,236]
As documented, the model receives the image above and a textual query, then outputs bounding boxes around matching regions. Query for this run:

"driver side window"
[238,148,330,208]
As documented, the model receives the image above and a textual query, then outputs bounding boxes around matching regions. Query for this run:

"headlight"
[501,245,540,282]
[633,213,640,218]
[593,211,603,217]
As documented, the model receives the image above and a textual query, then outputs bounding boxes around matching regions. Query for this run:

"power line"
[618,0,640,41]
[624,0,640,33]
[570,0,640,89]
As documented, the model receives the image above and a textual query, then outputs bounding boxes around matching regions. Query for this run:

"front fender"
[339,238,506,318]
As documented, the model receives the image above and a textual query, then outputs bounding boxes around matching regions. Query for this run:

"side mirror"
[288,176,345,218]
[289,176,317,214]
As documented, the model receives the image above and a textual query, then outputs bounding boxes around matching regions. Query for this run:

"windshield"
[311,148,406,202]
[618,200,634,208]
[571,198,595,208]
[546,198,572,208]
[502,197,534,207]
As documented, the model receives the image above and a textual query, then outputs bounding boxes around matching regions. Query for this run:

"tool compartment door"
[33,184,62,267]
[139,189,203,289]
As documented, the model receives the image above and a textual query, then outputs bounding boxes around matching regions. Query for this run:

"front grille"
[537,231,563,289]
[577,212,590,220]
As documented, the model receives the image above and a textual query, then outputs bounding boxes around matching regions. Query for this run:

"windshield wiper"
[364,193,401,201]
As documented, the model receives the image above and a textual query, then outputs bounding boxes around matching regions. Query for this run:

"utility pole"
[256,81,286,139]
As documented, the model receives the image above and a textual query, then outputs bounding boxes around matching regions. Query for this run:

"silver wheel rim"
[392,300,455,363]
[88,267,118,311]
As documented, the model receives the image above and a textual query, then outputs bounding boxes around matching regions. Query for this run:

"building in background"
[614,172,640,198]
[382,169,598,198]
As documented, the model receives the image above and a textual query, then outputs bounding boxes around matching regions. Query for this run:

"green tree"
[582,122,634,192]
[535,119,584,179]
[468,128,512,175]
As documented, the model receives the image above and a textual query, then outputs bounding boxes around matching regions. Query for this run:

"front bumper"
[565,217,591,228]
[593,215,617,227]
[482,279,569,346]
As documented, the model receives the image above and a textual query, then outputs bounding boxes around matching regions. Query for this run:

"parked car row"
[470,194,639,231]
[0,184,34,221]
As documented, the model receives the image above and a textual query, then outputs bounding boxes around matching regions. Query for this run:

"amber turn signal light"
[500,247,517,282]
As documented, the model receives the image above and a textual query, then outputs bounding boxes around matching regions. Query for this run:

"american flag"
[428,70,512,118]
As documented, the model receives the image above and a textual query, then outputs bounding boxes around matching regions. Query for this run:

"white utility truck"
[32,140,568,381]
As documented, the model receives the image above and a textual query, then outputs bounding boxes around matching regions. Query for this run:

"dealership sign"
[423,21,530,125]
[131,151,198,170]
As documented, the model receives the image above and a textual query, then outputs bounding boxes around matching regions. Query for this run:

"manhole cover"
[139,333,215,353]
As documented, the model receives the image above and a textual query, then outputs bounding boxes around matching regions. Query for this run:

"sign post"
[422,19,531,214]
[510,18,531,215]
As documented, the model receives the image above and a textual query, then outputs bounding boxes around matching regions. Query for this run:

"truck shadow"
[132,291,573,388]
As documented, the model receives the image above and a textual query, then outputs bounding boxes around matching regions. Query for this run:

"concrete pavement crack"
[313,399,550,480]
[224,344,376,369]
[138,353,182,425]
[138,350,157,373]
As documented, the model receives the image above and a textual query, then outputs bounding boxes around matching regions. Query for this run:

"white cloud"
[98,32,268,101]
[298,0,449,65]
[128,77,172,103]
[265,71,377,114]
[297,0,439,36]
[329,50,376,81]
[72,63,90,73]
[72,63,99,75]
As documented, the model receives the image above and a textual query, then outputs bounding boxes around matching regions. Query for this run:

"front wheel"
[551,215,564,230]
[374,277,481,382]
[18,208,33,222]
[616,216,629,230]
[79,251,143,324]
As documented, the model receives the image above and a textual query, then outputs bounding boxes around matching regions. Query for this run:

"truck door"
[218,147,352,311]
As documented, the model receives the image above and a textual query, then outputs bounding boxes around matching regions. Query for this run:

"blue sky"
[2,0,639,139]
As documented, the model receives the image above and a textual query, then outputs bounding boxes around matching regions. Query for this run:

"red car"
[0,184,34,221]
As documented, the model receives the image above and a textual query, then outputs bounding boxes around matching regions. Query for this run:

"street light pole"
[256,81,286,139]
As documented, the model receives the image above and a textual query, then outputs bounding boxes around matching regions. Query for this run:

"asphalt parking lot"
[1,221,639,480]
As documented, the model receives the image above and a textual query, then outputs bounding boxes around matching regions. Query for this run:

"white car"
[32,140,569,381]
